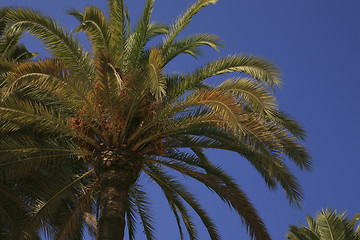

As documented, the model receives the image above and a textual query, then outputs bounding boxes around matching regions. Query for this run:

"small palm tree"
[287,208,360,240]
[1,0,311,239]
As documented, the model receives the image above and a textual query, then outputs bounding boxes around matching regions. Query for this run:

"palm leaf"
[131,185,155,240]
[0,98,98,147]
[146,47,166,100]
[126,190,137,240]
[4,59,90,109]
[145,160,270,240]
[55,182,97,240]
[144,163,218,240]
[287,209,360,240]
[124,0,154,68]
[17,169,94,240]
[161,33,222,65]
[162,0,218,47]
[72,6,111,53]
[6,7,94,82]
[166,54,281,101]
[107,0,127,65]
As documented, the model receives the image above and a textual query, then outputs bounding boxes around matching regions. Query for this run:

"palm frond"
[166,54,281,101]
[6,7,94,82]
[0,191,23,235]
[0,138,85,181]
[107,0,127,65]
[287,209,360,240]
[161,33,222,65]
[72,6,111,53]
[0,7,10,35]
[146,47,166,100]
[133,89,278,148]
[3,59,90,109]
[168,130,305,206]
[151,178,198,240]
[7,44,37,62]
[216,77,278,116]
[287,225,315,240]
[0,98,98,147]
[124,0,154,69]
[268,110,307,141]
[145,160,270,240]
[0,29,21,57]
[0,58,15,73]
[144,163,218,240]
[126,190,137,240]
[145,22,169,43]
[55,182,97,240]
[17,169,94,240]
[131,185,155,240]
[317,209,348,240]
[162,0,218,47]
[66,8,84,23]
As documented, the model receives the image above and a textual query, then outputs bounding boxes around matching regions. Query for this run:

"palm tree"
[0,0,311,239]
[286,208,360,240]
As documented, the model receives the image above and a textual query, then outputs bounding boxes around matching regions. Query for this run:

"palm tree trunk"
[94,146,142,240]
[97,172,128,240]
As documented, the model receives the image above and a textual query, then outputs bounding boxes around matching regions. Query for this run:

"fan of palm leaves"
[287,208,360,240]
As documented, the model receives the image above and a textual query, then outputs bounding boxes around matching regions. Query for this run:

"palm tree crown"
[0,0,311,239]
[287,208,360,240]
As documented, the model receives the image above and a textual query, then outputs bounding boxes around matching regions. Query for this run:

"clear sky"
[2,0,360,239]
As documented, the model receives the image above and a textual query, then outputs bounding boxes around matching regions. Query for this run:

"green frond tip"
[66,8,84,23]
[213,54,282,89]
[131,185,155,240]
[161,33,223,65]
[163,0,219,46]
[124,0,154,68]
[73,6,111,52]
[217,77,278,116]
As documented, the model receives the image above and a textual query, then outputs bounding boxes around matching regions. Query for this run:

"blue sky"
[2,0,360,239]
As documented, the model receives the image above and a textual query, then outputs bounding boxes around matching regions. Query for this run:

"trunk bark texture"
[94,146,142,240]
